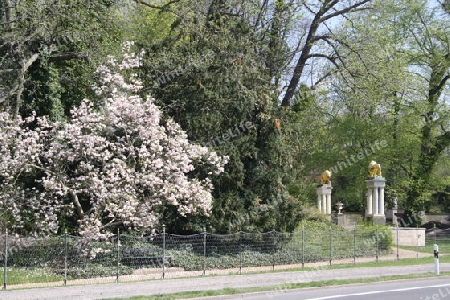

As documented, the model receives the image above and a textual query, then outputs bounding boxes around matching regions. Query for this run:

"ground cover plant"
[0,222,395,285]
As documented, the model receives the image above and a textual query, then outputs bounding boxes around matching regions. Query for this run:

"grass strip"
[400,239,450,254]
[240,255,450,275]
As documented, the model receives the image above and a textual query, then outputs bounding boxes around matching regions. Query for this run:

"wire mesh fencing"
[0,226,443,289]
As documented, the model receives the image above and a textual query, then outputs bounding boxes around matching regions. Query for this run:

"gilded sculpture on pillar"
[320,170,332,184]
[317,170,332,214]
[368,160,382,178]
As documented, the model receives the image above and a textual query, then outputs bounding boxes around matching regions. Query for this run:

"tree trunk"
[69,190,84,219]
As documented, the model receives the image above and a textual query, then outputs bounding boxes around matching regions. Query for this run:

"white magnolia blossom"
[0,43,228,238]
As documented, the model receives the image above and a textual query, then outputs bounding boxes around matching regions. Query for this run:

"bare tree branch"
[311,70,334,89]
[319,0,372,22]
[101,220,124,231]
[281,0,374,106]
[134,0,181,10]
[48,52,88,62]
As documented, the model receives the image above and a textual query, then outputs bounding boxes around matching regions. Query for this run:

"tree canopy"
[0,0,449,235]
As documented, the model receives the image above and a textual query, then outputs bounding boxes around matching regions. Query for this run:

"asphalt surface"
[236,277,450,300]
[1,263,449,300]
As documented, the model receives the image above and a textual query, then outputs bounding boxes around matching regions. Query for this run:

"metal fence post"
[353,226,356,264]
[301,226,305,268]
[3,229,7,290]
[434,223,437,245]
[329,226,332,266]
[396,224,399,260]
[375,226,379,263]
[116,228,120,283]
[162,225,166,279]
[416,225,419,259]
[64,229,68,286]
[272,231,276,271]
[239,232,243,275]
[202,228,206,276]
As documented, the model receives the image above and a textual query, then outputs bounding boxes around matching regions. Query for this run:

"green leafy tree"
[314,0,450,214]
[0,0,123,119]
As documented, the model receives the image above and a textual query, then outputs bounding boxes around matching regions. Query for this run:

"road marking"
[304,283,450,300]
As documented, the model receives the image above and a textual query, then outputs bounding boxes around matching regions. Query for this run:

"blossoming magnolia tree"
[0,112,48,232]
[0,42,228,238]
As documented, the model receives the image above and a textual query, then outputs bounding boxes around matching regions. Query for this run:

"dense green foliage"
[132,0,309,233]
[0,0,449,235]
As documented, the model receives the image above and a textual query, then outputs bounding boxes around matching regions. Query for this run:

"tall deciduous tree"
[0,0,122,118]
[314,0,450,214]
[404,2,450,212]
[280,0,373,107]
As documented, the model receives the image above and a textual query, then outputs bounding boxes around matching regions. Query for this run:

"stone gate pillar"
[317,183,332,215]
[365,177,386,225]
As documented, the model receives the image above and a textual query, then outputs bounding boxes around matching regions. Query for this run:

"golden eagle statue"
[320,170,332,184]
[368,161,382,177]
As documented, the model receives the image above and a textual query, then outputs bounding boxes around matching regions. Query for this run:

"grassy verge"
[0,268,62,285]
[327,255,450,268]
[248,255,450,275]
[105,272,450,300]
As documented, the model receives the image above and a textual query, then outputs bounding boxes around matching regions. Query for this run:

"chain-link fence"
[0,227,447,289]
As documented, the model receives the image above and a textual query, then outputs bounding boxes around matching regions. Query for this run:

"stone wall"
[421,214,450,225]
[391,227,425,246]
[337,212,363,227]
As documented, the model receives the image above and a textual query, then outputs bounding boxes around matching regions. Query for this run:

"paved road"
[1,263,449,300]
[236,277,450,300]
